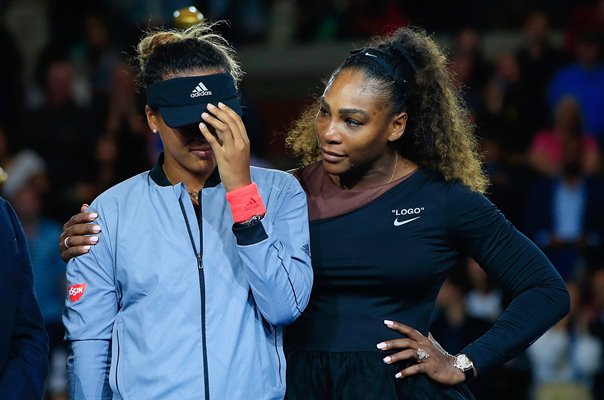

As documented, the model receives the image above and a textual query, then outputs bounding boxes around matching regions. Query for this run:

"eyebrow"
[339,108,369,118]
[319,97,370,119]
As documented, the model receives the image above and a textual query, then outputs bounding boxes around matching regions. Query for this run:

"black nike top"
[286,163,569,374]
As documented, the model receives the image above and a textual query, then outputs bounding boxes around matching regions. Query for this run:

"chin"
[321,159,350,176]
[189,156,216,173]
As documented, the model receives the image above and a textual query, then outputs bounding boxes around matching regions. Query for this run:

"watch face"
[454,354,473,371]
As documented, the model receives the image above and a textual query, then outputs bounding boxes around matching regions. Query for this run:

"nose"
[318,118,342,145]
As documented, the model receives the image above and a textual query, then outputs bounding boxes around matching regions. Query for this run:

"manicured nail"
[395,372,403,379]
[218,102,225,108]
[90,236,99,243]
[377,342,387,350]
[92,225,101,233]
[207,103,216,109]
[383,356,391,363]
[384,320,394,327]
[89,213,98,219]
[199,122,206,129]
[83,246,91,251]
[202,112,209,118]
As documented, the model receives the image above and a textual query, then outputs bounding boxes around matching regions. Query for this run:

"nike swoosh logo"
[393,216,420,226]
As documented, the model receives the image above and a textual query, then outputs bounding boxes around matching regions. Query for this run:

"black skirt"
[285,350,476,400]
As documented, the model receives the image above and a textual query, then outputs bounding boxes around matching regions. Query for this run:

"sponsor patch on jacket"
[68,283,87,302]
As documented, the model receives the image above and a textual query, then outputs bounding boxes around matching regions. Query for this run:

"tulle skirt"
[286,349,476,400]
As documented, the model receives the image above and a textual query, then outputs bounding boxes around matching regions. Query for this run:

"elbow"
[557,284,571,320]
[264,297,309,326]
[263,311,298,327]
[263,296,309,327]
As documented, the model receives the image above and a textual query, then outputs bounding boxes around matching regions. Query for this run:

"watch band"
[462,365,475,382]
[234,214,263,228]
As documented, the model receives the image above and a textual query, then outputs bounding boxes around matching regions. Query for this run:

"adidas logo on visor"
[190,82,212,98]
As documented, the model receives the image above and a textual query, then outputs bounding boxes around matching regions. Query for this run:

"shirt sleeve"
[231,174,313,326]
[63,199,118,399]
[446,182,570,374]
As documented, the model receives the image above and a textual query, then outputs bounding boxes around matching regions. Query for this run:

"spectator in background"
[431,275,526,400]
[0,195,49,399]
[448,52,483,123]
[530,97,600,176]
[21,48,97,222]
[75,12,121,104]
[564,0,604,58]
[528,280,601,400]
[340,0,410,38]
[516,11,566,130]
[478,50,536,227]
[480,51,538,155]
[549,32,604,147]
[93,60,151,192]
[0,24,24,135]
[2,151,68,400]
[430,277,492,366]
[525,132,604,280]
[453,28,490,93]
[205,0,268,43]
[464,258,502,323]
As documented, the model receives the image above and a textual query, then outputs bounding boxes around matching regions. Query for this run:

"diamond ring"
[417,347,430,362]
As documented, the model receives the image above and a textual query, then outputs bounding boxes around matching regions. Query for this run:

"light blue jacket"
[63,161,313,400]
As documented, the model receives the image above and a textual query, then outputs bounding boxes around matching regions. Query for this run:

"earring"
[152,129,158,134]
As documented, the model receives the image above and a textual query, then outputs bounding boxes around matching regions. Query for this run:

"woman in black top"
[61,27,569,399]
[283,27,568,399]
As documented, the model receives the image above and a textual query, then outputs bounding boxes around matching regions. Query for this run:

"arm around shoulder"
[63,200,118,399]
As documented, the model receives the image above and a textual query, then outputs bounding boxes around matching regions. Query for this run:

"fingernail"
[207,103,216,109]
[92,225,101,233]
[89,213,98,219]
[199,122,206,129]
[384,320,394,326]
[395,372,403,379]
[83,246,91,251]
[202,112,209,118]
[383,356,391,363]
[90,236,99,243]
[377,342,387,350]
[218,102,225,108]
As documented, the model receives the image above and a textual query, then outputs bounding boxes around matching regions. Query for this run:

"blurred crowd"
[1,1,604,399]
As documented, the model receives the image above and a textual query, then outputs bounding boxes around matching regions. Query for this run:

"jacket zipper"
[178,195,210,400]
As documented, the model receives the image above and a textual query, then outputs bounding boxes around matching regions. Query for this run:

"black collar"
[149,153,222,188]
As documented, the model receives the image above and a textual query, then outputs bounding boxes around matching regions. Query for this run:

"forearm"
[67,340,113,400]
[237,230,312,325]
[447,184,570,374]
[233,180,313,326]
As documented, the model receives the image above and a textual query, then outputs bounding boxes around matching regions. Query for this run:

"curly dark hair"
[286,27,488,193]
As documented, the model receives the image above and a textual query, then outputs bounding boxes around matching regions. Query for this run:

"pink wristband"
[225,182,266,223]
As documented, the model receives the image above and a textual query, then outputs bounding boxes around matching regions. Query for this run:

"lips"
[189,145,211,152]
[320,147,346,162]
[189,144,213,158]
